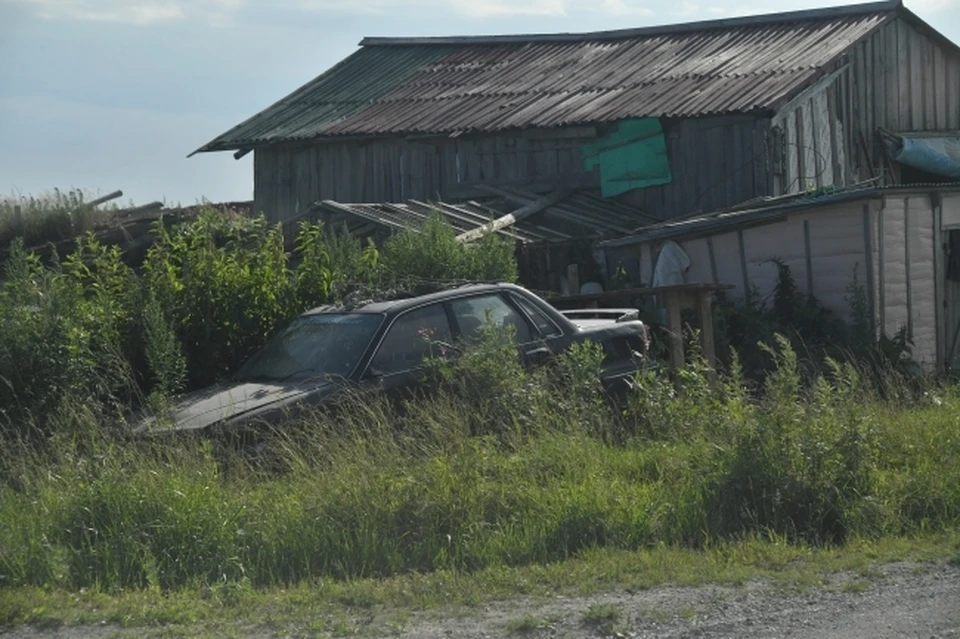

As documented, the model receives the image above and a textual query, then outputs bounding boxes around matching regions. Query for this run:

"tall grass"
[1,333,958,593]
[0,188,120,248]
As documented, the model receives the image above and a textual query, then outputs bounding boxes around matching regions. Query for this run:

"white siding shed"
[601,186,960,370]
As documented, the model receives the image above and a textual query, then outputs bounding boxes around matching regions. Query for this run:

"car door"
[363,302,454,401]
[448,293,551,366]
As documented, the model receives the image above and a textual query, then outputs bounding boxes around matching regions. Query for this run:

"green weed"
[582,603,622,634]
[506,614,545,634]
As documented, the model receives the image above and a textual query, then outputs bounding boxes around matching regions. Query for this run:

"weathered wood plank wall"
[773,17,960,195]
[252,115,771,223]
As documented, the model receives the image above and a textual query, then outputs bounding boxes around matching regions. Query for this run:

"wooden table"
[549,283,735,372]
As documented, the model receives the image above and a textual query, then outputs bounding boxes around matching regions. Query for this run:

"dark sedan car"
[132,283,650,434]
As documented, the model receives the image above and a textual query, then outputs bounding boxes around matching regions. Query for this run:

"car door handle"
[523,346,552,363]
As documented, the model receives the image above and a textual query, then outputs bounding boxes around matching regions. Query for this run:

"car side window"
[450,294,532,344]
[369,304,452,375]
[510,294,562,338]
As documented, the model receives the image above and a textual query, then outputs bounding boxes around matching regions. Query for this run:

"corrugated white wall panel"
[627,194,946,369]
[880,197,910,338]
[795,206,867,318]
[711,232,744,295]
[868,206,882,335]
[906,196,937,366]
[743,218,806,302]
[678,238,713,284]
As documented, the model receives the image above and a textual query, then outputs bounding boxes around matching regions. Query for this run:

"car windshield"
[234,313,383,382]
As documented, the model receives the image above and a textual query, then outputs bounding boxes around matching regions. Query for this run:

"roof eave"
[599,187,885,248]
[190,111,778,155]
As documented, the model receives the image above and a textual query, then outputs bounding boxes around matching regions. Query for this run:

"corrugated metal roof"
[599,182,960,247]
[599,188,882,247]
[315,188,656,244]
[194,2,907,154]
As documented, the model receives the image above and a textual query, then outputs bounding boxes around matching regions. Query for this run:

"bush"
[380,212,517,284]
[0,236,138,437]
[143,212,301,388]
[0,207,521,440]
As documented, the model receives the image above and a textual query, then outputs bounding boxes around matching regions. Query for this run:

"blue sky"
[1,0,958,206]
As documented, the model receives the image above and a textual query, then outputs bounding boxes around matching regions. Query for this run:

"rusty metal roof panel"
[194,3,899,153]
[315,188,656,243]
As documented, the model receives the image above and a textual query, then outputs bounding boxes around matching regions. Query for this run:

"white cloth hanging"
[650,240,691,288]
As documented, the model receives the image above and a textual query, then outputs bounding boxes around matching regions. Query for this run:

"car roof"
[301,282,520,316]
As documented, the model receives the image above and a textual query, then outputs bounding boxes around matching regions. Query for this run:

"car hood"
[131,379,334,434]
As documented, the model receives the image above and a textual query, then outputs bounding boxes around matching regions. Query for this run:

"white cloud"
[449,0,566,17]
[601,0,653,16]
[20,0,185,24]
[296,0,681,18]
[907,0,956,12]
[3,0,248,25]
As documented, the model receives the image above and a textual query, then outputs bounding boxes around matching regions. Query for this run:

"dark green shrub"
[0,236,138,437]
[706,336,882,544]
[143,212,300,389]
[380,212,517,283]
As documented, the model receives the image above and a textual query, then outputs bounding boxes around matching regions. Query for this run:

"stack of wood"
[1,190,253,267]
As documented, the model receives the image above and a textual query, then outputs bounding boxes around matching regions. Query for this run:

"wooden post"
[567,263,580,296]
[666,290,684,370]
[13,205,23,238]
[698,290,717,380]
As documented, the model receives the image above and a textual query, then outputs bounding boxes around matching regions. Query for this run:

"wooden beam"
[118,201,164,218]
[738,229,750,298]
[667,291,684,370]
[804,219,814,297]
[706,236,719,284]
[567,263,580,296]
[772,65,849,125]
[456,189,570,243]
[72,190,122,213]
[698,289,717,376]
[548,283,734,306]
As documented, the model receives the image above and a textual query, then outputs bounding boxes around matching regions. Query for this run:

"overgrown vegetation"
[708,258,921,389]
[0,188,121,248]
[0,209,516,435]
[1,324,959,593]
[1,204,958,619]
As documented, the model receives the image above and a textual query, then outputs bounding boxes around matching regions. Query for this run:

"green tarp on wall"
[581,119,672,198]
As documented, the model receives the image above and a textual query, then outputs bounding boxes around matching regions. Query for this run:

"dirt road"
[393,560,960,638]
[2,560,958,638]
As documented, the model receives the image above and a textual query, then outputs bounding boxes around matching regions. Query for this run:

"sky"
[2,0,959,207]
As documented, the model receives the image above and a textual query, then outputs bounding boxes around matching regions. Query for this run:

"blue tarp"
[885,133,960,179]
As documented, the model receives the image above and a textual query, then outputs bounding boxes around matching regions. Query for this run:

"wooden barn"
[192,0,960,231]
